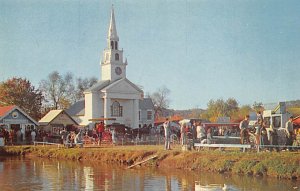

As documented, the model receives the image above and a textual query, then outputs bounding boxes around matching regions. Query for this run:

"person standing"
[239,115,250,144]
[31,130,36,143]
[75,131,83,148]
[180,124,186,146]
[163,118,171,150]
[65,133,72,148]
[285,116,294,151]
[111,127,117,145]
[269,125,279,152]
[96,122,105,145]
[206,127,213,144]
[196,122,206,143]
[191,121,197,143]
[16,129,22,145]
[255,111,264,146]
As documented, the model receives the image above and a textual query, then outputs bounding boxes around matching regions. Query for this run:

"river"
[0,157,298,191]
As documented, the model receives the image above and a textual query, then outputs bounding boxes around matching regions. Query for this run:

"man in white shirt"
[163,118,171,150]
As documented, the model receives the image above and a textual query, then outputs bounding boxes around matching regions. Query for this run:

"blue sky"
[1,0,300,110]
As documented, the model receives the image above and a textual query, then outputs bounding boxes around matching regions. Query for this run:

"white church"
[68,7,154,129]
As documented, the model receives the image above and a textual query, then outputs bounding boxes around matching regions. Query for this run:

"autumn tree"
[0,77,43,120]
[231,105,253,122]
[148,86,170,119]
[201,98,239,122]
[39,71,75,109]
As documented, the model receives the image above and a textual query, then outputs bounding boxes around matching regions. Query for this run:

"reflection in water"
[0,157,299,191]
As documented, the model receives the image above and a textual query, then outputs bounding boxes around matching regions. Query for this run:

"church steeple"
[107,5,119,46]
[101,6,127,82]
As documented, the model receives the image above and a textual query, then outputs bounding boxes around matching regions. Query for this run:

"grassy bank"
[1,145,300,179]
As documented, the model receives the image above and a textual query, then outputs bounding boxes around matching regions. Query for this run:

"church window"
[115,42,118,50]
[147,110,152,120]
[111,41,114,49]
[139,110,141,121]
[106,53,109,61]
[115,53,119,61]
[111,101,123,117]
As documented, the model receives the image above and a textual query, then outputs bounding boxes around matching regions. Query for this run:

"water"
[0,157,299,191]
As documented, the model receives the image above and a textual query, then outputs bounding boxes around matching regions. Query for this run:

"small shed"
[39,110,78,135]
[0,105,38,141]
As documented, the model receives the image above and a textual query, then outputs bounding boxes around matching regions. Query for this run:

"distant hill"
[287,107,300,117]
[162,108,205,119]
[286,100,300,107]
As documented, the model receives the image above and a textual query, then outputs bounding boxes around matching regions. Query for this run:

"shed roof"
[0,105,15,117]
[0,105,38,125]
[39,110,78,125]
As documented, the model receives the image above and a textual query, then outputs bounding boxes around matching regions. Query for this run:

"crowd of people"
[239,112,297,151]
[0,114,298,151]
[162,112,299,151]
[59,129,83,148]
[0,127,42,145]
[163,118,215,150]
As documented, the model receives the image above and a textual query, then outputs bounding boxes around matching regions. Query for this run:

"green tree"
[202,98,239,122]
[0,77,42,120]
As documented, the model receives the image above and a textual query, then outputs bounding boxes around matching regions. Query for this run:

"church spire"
[101,6,127,82]
[107,5,119,41]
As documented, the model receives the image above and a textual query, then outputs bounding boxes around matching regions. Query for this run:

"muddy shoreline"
[1,145,300,180]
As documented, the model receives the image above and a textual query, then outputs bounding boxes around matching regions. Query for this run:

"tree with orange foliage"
[0,77,43,120]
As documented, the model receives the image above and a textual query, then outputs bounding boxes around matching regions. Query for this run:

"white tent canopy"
[179,119,192,127]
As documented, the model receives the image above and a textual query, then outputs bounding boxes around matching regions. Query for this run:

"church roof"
[139,98,154,110]
[101,78,143,93]
[66,99,85,116]
[84,80,110,93]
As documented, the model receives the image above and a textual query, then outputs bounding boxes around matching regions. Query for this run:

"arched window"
[111,101,123,117]
[111,41,114,49]
[115,53,119,61]
[115,41,118,50]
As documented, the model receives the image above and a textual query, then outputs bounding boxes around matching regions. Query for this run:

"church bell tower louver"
[101,6,127,82]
